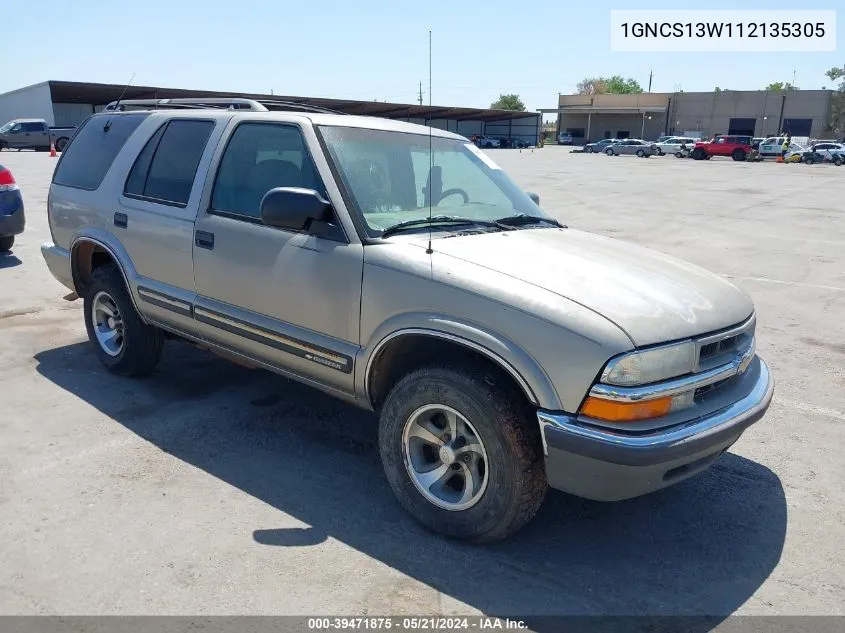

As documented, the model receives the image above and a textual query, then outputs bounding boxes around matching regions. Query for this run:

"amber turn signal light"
[580,395,673,422]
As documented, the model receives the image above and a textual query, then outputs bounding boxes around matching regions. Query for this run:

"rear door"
[115,115,225,335]
[24,122,49,149]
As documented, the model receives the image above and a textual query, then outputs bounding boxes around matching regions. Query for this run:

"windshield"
[319,126,550,237]
[0,121,15,134]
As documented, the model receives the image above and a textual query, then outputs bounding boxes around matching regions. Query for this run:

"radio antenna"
[426,30,433,255]
[103,72,136,132]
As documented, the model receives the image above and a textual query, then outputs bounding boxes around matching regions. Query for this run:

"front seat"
[244,159,303,216]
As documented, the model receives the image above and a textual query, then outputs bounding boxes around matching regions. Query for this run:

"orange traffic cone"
[49,142,57,158]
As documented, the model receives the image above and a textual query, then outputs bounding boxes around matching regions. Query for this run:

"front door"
[192,120,363,396]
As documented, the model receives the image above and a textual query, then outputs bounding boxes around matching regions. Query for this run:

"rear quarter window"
[53,114,148,190]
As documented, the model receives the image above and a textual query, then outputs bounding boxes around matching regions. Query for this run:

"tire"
[731,149,746,162]
[805,155,815,165]
[0,235,13,252]
[834,158,843,167]
[675,152,683,158]
[656,149,664,156]
[692,148,706,160]
[378,364,547,543]
[83,264,163,376]
[605,147,614,156]
[55,137,69,152]
[585,147,593,153]
[636,149,645,157]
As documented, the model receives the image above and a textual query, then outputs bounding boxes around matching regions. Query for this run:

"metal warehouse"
[543,90,839,143]
[0,80,541,144]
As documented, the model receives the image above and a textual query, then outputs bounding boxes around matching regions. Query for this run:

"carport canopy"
[47,80,538,123]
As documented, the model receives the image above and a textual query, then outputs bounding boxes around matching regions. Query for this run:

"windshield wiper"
[381,215,513,238]
[495,214,566,228]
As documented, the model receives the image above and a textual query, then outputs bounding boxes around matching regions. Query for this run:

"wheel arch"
[70,236,146,322]
[360,322,563,412]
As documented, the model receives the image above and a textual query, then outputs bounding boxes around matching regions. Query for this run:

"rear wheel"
[0,235,13,252]
[378,364,546,542]
[585,146,593,153]
[834,157,843,167]
[83,264,163,376]
[636,149,645,157]
[731,149,746,161]
[605,147,614,156]
[55,137,69,152]
[675,152,684,158]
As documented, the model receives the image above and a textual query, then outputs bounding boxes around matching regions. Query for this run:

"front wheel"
[0,235,13,252]
[675,152,684,158]
[83,264,163,376]
[692,148,706,160]
[636,149,645,157]
[834,157,843,167]
[378,364,546,542]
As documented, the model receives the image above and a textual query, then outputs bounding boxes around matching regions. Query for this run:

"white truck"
[0,119,77,152]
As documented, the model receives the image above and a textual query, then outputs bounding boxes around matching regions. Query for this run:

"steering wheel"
[438,188,469,204]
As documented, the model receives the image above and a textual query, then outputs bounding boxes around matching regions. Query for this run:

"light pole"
[641,113,652,138]
[762,115,768,137]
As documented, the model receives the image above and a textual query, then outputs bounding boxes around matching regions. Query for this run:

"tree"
[576,76,643,95]
[490,94,525,111]
[825,65,845,136]
[765,82,798,91]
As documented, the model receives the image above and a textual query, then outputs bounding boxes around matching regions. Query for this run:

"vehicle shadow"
[34,341,787,629]
[0,252,22,268]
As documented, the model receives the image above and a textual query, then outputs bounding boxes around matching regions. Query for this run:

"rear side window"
[124,119,214,207]
[22,122,46,132]
[53,114,147,190]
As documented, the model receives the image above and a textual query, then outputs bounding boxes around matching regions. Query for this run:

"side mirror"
[260,187,333,232]
[527,192,540,205]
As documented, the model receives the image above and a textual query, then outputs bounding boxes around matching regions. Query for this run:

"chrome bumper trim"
[538,357,773,458]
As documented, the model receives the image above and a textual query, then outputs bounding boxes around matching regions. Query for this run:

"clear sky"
[3,0,842,116]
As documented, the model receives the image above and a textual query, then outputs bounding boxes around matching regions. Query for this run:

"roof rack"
[103,97,349,116]
[104,98,268,112]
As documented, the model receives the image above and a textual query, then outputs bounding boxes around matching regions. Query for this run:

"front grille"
[694,315,755,373]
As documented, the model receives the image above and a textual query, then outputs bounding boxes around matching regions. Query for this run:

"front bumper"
[537,356,774,501]
[41,242,75,292]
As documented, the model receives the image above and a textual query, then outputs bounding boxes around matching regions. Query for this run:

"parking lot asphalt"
[0,148,843,620]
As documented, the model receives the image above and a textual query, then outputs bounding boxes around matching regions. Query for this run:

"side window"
[211,123,325,221]
[23,122,45,132]
[53,114,148,190]
[123,120,213,206]
[715,137,726,145]
[9,124,22,134]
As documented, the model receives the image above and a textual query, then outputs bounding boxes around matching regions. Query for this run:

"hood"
[430,228,754,346]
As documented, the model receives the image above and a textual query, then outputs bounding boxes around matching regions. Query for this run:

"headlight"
[600,341,695,386]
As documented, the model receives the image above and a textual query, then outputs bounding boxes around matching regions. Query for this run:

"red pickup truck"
[691,135,753,161]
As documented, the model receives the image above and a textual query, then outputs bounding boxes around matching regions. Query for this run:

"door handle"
[114,212,128,228]
[195,230,215,250]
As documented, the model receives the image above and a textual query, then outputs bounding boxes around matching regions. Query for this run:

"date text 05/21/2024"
[307,617,528,630]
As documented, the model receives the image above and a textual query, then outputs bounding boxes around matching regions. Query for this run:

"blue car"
[0,164,24,252]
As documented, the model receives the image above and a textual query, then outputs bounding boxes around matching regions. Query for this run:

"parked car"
[511,138,532,148]
[41,98,774,542]
[0,119,76,152]
[605,139,658,157]
[653,137,699,156]
[757,136,809,158]
[584,138,620,153]
[691,135,753,161]
[557,132,573,145]
[475,136,500,148]
[0,163,24,251]
[805,142,845,163]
